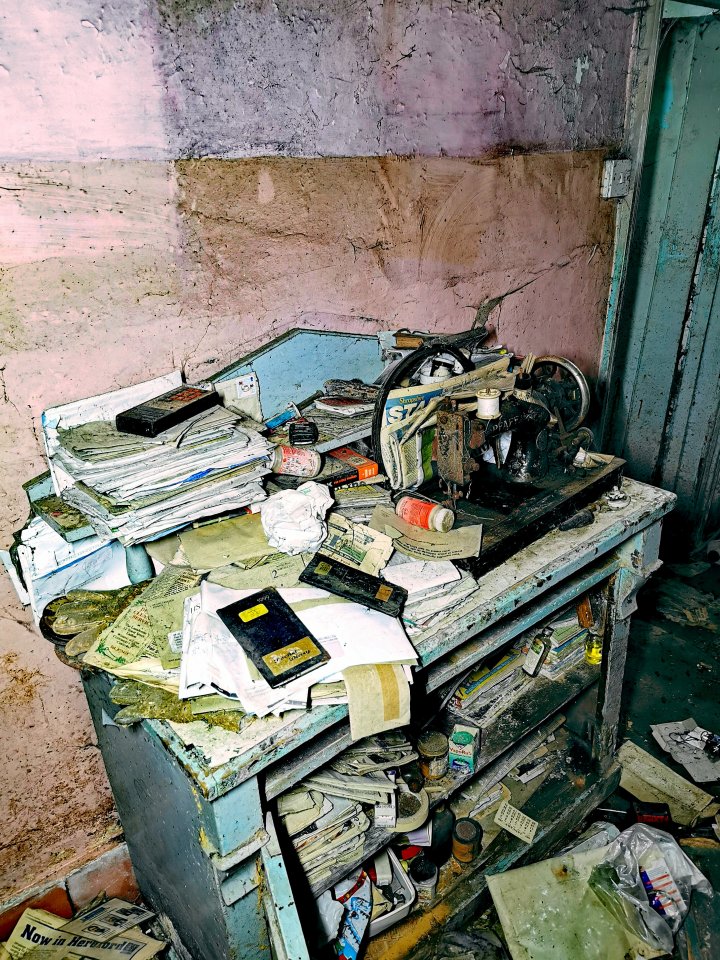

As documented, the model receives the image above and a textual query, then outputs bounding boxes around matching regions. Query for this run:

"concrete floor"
[620,560,720,960]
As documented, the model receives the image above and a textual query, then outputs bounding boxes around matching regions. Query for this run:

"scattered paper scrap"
[343,663,411,741]
[618,740,720,826]
[651,717,720,784]
[494,800,538,843]
[320,514,394,577]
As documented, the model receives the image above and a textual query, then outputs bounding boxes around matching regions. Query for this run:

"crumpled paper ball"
[260,481,334,555]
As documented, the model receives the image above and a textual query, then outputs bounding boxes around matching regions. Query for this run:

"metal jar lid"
[417,731,449,758]
[454,817,482,842]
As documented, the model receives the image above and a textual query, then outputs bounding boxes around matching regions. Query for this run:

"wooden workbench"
[81,478,674,960]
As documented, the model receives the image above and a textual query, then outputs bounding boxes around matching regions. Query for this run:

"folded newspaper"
[377,357,516,489]
[2,899,163,960]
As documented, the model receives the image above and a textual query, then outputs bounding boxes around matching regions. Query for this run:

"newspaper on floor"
[41,373,272,545]
[3,906,163,960]
[377,357,515,489]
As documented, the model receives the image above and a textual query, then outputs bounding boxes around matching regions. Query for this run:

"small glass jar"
[584,632,603,665]
[417,731,449,780]
[452,817,482,863]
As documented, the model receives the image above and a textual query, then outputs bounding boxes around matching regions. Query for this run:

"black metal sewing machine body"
[436,394,552,492]
[430,392,625,578]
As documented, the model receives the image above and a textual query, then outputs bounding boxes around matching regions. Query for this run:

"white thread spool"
[476,388,501,419]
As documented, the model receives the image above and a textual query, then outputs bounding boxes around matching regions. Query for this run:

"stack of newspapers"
[43,373,272,545]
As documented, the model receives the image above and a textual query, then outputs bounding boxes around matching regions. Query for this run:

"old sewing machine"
[372,330,625,577]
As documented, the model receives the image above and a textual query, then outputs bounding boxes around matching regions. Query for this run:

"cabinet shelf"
[363,758,621,960]
[305,658,600,897]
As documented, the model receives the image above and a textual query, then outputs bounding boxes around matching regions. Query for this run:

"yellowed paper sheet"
[370,505,482,561]
[206,553,307,590]
[83,566,201,673]
[618,740,720,827]
[178,512,274,571]
[342,663,410,741]
[5,908,163,960]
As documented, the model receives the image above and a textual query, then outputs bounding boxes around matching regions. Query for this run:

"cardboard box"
[449,724,481,775]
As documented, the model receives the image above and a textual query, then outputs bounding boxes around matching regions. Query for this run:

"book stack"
[451,648,526,720]
[525,613,588,678]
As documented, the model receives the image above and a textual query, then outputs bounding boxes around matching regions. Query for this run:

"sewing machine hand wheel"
[371,344,475,475]
[530,356,590,432]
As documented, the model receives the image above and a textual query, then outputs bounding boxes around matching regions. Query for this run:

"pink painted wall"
[0,0,635,903]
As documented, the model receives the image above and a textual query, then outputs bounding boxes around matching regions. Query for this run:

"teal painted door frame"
[601,15,720,546]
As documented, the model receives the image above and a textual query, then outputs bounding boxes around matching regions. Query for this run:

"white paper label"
[494,800,538,843]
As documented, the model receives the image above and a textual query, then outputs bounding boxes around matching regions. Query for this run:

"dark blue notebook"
[216,588,329,688]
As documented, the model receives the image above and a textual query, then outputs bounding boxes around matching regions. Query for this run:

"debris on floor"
[1,896,165,959]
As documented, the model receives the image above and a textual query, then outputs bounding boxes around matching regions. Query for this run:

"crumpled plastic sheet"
[259,481,333,555]
[588,823,713,956]
[488,823,712,960]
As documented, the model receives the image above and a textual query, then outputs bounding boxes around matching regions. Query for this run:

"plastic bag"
[588,823,713,955]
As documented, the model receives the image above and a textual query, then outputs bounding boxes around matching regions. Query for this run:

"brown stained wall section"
[176,153,615,381]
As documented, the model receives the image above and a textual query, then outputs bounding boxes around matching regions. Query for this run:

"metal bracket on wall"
[601,159,633,199]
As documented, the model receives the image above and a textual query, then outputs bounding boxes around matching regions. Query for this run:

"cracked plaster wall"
[0,0,635,902]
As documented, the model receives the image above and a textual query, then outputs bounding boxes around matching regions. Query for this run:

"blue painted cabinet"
[82,479,673,959]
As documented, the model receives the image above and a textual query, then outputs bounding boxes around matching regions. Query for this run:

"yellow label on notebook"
[315,561,332,576]
[375,585,393,602]
[262,637,321,676]
[239,602,268,622]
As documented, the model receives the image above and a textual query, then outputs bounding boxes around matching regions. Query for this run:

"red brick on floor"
[66,844,139,911]
[0,883,73,942]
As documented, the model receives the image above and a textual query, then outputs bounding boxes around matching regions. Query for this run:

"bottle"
[523,626,553,676]
[270,445,322,477]
[396,496,454,533]
[429,804,455,867]
[584,632,603,665]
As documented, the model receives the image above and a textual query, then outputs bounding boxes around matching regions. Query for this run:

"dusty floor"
[620,560,720,960]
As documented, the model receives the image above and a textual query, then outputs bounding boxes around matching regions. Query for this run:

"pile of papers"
[278,733,418,887]
[0,515,129,622]
[42,372,272,545]
[384,557,477,633]
[332,483,393,523]
[180,580,418,721]
[279,789,371,888]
